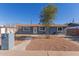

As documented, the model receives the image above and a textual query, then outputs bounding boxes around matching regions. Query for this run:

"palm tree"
[40,4,57,38]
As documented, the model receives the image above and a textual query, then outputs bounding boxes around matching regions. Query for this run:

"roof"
[65,26,79,30]
[16,24,67,27]
[0,25,16,28]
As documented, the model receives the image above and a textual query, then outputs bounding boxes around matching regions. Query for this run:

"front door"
[33,27,37,34]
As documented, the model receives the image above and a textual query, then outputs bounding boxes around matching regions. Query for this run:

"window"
[57,27,63,32]
[39,27,46,31]
[23,27,31,31]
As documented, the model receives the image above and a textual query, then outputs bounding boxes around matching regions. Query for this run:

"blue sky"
[0,3,79,24]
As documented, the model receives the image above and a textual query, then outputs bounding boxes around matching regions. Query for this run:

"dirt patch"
[15,38,26,45]
[15,40,24,45]
[15,37,32,45]
[26,37,79,51]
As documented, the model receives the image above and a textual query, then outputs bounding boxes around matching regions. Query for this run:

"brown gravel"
[26,37,79,51]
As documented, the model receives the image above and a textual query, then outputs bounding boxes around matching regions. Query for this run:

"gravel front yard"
[26,36,79,51]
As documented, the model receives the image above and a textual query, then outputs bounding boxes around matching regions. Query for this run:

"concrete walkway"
[65,38,79,46]
[12,40,31,51]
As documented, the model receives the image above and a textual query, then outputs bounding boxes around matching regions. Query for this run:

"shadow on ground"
[65,36,79,42]
[15,36,32,41]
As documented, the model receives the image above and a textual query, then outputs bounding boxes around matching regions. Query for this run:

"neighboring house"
[65,26,79,36]
[0,25,16,34]
[15,24,67,35]
[65,23,79,36]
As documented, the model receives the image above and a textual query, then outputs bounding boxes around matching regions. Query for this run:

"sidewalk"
[12,40,31,51]
[0,50,79,56]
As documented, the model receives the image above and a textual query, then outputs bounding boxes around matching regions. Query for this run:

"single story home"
[15,24,67,35]
[65,26,79,36]
[0,25,16,34]
[0,25,16,38]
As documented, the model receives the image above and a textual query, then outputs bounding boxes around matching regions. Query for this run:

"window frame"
[57,27,63,32]
[23,26,31,31]
[39,26,46,31]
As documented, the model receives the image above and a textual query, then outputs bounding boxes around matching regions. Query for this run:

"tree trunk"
[46,27,50,39]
